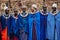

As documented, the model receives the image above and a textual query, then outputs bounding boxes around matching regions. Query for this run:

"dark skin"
[14,11,18,17]
[5,9,9,14]
[31,7,37,13]
[42,6,47,14]
[52,7,56,13]
[43,6,47,12]
[31,8,35,12]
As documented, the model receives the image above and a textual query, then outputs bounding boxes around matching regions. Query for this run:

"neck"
[5,13,9,15]
[42,10,47,14]
[51,10,58,15]
[14,14,18,17]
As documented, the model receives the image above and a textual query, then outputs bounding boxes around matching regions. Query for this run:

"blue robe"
[47,11,60,40]
[0,16,2,40]
[11,15,22,40]
[18,13,29,40]
[1,15,11,34]
[1,14,11,40]
[40,13,48,40]
[56,11,60,40]
[28,11,40,40]
[18,14,29,33]
[0,16,2,32]
[11,14,23,40]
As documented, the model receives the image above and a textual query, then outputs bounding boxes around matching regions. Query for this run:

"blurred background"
[0,0,60,14]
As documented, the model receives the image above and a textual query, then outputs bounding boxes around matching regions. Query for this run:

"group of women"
[0,3,60,40]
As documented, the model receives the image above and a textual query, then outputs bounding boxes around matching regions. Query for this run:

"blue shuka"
[56,11,60,40]
[1,14,11,36]
[11,14,22,40]
[18,12,29,40]
[28,11,40,40]
[18,13,29,34]
[1,14,11,40]
[11,14,22,34]
[0,16,2,32]
[0,16,2,40]
[40,12,48,40]
[46,11,60,40]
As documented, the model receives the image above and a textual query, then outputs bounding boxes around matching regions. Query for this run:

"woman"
[19,5,29,40]
[28,4,40,40]
[47,3,60,40]
[40,5,48,40]
[11,9,21,40]
[1,9,11,40]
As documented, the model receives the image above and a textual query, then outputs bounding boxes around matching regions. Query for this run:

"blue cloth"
[28,11,40,40]
[0,16,2,32]
[11,15,22,34]
[18,14,29,33]
[55,11,60,40]
[11,15,22,40]
[40,13,48,40]
[18,12,29,40]
[1,15,11,36]
[46,11,60,40]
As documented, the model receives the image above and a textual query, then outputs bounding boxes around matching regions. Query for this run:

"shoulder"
[56,11,60,18]
[36,11,41,14]
[0,15,3,17]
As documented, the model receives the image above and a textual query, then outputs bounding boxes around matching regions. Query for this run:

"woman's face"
[31,7,35,12]
[14,10,18,14]
[52,7,56,11]
[14,11,18,16]
[5,9,9,14]
[43,7,47,11]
